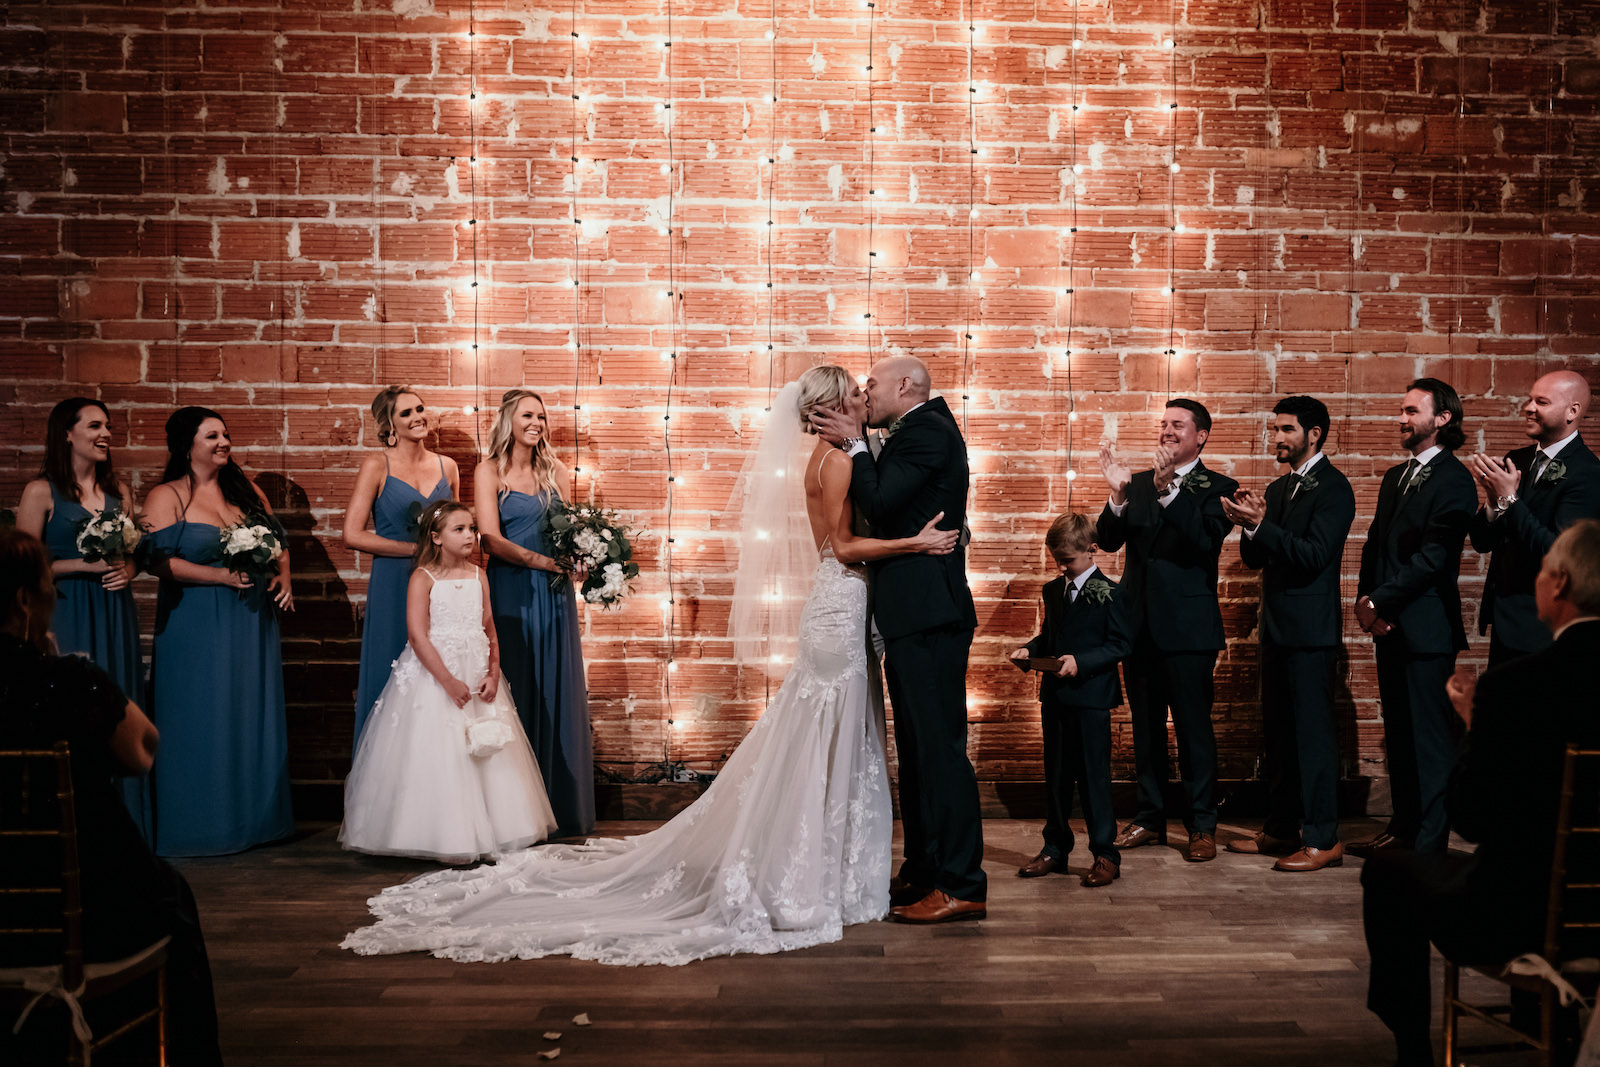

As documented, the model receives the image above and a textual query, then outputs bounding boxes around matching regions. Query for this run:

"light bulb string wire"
[961,4,976,434]
[467,0,483,450]
[864,1,877,358]
[662,0,679,750]
[570,0,584,498]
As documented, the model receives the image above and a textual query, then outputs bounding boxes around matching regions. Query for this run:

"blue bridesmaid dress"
[487,489,595,836]
[146,517,294,856]
[43,484,152,838]
[352,456,450,749]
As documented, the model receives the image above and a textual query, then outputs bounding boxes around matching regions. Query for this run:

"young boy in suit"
[1010,513,1133,887]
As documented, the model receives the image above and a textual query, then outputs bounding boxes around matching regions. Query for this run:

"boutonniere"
[1081,577,1114,605]
[1180,469,1212,494]
[887,416,906,438]
[1295,470,1320,492]
[1542,458,1567,486]
[1405,463,1434,493]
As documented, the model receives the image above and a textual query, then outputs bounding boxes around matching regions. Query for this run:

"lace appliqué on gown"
[341,555,891,966]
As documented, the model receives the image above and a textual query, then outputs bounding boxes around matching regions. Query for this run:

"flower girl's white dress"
[341,548,891,965]
[340,570,557,864]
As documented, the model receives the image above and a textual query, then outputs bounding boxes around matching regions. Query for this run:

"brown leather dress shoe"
[1017,852,1062,878]
[1080,856,1120,887]
[1186,832,1217,862]
[1112,823,1165,849]
[1224,831,1300,856]
[889,889,987,924]
[1344,832,1411,857]
[1273,842,1344,872]
[889,877,931,907]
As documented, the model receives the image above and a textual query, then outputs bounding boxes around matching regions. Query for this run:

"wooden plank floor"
[165,817,1527,1066]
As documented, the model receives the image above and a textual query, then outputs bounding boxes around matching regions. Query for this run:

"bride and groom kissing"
[342,357,985,967]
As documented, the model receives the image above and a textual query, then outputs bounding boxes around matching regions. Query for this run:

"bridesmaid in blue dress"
[342,386,458,749]
[142,406,295,857]
[16,397,151,835]
[476,388,594,836]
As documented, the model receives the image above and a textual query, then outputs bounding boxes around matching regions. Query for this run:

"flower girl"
[341,501,557,863]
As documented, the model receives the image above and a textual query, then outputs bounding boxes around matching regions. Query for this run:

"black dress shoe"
[889,877,931,907]
[1345,832,1412,857]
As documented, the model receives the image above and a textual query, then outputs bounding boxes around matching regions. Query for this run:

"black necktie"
[1287,472,1304,497]
[1400,458,1420,493]
[1067,582,1078,605]
[1529,450,1550,486]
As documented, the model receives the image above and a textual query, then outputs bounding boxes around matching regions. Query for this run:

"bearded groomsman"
[1097,399,1238,863]
[1467,370,1600,669]
[1350,378,1477,856]
[1221,396,1356,872]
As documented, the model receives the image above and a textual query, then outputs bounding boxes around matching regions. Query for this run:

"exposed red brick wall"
[4,0,1597,791]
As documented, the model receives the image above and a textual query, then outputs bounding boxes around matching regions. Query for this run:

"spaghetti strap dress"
[146,512,294,856]
[486,489,594,837]
[43,483,151,837]
[353,455,451,749]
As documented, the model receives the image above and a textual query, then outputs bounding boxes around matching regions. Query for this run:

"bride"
[341,366,958,966]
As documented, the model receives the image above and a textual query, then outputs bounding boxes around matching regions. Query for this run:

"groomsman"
[1097,399,1238,862]
[1221,396,1356,872]
[1467,370,1600,669]
[1351,378,1477,856]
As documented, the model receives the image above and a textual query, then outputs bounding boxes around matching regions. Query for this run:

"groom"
[811,356,987,923]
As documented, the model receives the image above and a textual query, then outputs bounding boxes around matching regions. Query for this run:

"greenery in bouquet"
[218,514,286,584]
[74,506,143,564]
[544,499,639,608]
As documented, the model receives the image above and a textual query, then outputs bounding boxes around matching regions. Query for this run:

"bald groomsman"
[1350,378,1477,857]
[1468,370,1600,669]
[1222,396,1356,872]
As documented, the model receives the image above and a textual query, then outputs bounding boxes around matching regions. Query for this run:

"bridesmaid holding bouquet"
[16,397,151,834]
[475,389,594,837]
[143,406,295,856]
[342,386,458,749]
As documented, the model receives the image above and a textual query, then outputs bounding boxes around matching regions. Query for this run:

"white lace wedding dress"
[341,549,891,966]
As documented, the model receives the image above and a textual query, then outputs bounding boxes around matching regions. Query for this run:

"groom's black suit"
[848,396,985,902]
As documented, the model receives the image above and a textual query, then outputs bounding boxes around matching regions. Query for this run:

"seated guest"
[1362,519,1600,1066]
[0,529,222,1066]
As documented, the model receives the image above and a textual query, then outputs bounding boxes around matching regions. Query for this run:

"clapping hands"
[1220,487,1266,528]
[1098,443,1132,502]
[1467,453,1519,505]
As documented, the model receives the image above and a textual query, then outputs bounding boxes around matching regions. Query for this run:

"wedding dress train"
[341,551,891,966]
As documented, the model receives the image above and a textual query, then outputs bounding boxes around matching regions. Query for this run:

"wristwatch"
[1493,492,1517,516]
[840,436,864,452]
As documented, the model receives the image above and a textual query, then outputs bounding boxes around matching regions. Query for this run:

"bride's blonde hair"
[485,389,563,500]
[795,365,852,433]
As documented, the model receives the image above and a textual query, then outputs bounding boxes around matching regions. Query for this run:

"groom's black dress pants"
[884,623,986,903]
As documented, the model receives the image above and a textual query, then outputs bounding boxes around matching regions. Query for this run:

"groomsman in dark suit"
[1351,378,1477,856]
[1362,519,1600,1066]
[1467,370,1600,669]
[1221,396,1356,872]
[1097,399,1239,862]
[811,356,985,923]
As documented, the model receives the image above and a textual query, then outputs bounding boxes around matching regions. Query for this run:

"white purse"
[464,705,513,758]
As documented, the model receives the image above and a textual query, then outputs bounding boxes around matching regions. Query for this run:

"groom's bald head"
[864,356,931,428]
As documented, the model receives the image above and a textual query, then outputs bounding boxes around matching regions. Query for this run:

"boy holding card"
[1010,513,1132,886]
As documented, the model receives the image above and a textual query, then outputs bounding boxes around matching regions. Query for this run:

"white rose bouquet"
[544,499,639,608]
[218,516,285,584]
[74,506,142,564]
